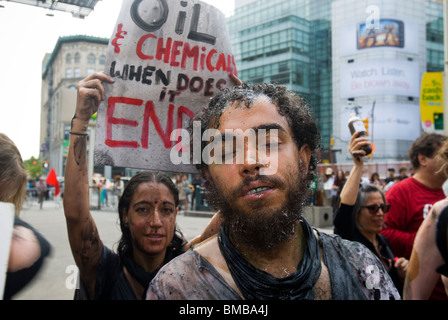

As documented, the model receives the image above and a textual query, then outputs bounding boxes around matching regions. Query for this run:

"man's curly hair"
[188,82,320,186]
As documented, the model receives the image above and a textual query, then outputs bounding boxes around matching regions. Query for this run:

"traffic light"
[362,118,369,136]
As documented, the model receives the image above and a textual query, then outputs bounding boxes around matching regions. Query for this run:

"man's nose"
[239,144,264,176]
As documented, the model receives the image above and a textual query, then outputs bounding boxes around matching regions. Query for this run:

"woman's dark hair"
[188,83,321,186]
[117,171,186,260]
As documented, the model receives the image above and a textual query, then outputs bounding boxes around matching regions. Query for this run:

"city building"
[40,35,109,178]
[227,0,444,164]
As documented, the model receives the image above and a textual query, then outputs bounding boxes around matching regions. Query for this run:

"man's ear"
[418,153,428,167]
[299,144,311,168]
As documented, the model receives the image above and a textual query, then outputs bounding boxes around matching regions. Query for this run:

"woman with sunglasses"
[334,131,408,295]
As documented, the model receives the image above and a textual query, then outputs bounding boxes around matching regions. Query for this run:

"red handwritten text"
[105,96,194,150]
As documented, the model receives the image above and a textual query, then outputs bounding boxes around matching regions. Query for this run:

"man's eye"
[265,142,279,148]
[222,141,236,159]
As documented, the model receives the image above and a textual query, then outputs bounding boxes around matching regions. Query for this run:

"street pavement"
[12,199,333,300]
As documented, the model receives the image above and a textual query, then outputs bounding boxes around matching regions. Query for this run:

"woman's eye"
[163,207,174,214]
[136,207,148,214]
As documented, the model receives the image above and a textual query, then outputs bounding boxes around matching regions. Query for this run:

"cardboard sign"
[0,202,15,299]
[94,0,237,173]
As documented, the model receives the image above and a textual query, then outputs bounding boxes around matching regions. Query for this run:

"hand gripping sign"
[94,0,237,173]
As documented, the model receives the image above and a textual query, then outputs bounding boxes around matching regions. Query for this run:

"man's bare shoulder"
[146,236,241,300]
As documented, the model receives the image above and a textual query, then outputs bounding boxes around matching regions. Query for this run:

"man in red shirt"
[381,133,447,299]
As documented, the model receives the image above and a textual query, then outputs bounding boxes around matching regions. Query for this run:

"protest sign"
[94,0,237,173]
[0,202,15,299]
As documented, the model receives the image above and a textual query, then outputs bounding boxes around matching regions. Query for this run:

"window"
[66,54,71,64]
[88,53,96,64]
[65,68,72,78]
[74,53,80,63]
[74,68,81,77]
[99,55,106,65]
[87,68,95,76]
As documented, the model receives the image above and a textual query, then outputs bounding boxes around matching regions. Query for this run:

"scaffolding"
[1,0,100,18]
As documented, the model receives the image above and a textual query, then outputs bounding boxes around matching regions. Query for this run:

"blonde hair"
[0,133,27,215]
[436,139,448,178]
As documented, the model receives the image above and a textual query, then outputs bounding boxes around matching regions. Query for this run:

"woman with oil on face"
[70,171,186,300]
[64,74,184,300]
[117,172,185,277]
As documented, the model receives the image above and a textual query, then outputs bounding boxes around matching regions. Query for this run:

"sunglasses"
[361,204,391,214]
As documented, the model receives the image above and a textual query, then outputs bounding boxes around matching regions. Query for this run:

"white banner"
[94,0,236,173]
[340,59,420,98]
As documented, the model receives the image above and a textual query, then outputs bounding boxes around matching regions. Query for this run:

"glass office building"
[227,0,444,163]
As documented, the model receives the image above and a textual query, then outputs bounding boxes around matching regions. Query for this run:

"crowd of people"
[1,71,448,301]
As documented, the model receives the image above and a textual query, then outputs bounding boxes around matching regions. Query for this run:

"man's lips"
[241,181,275,197]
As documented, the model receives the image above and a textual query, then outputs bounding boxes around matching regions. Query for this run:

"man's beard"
[205,164,310,252]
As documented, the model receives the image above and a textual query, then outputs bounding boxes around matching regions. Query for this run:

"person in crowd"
[383,175,400,192]
[190,173,203,211]
[332,169,346,211]
[360,168,370,185]
[176,174,191,213]
[381,132,448,300]
[333,131,408,295]
[370,172,383,189]
[114,175,124,204]
[322,167,334,207]
[404,139,448,299]
[384,168,395,184]
[36,176,46,210]
[0,133,51,299]
[398,167,408,181]
[146,82,400,300]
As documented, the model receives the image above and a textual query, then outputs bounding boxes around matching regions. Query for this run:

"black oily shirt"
[333,203,403,294]
[74,245,136,300]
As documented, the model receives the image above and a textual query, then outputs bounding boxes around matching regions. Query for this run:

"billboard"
[340,59,420,98]
[420,72,444,132]
[357,19,404,50]
[340,17,418,56]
